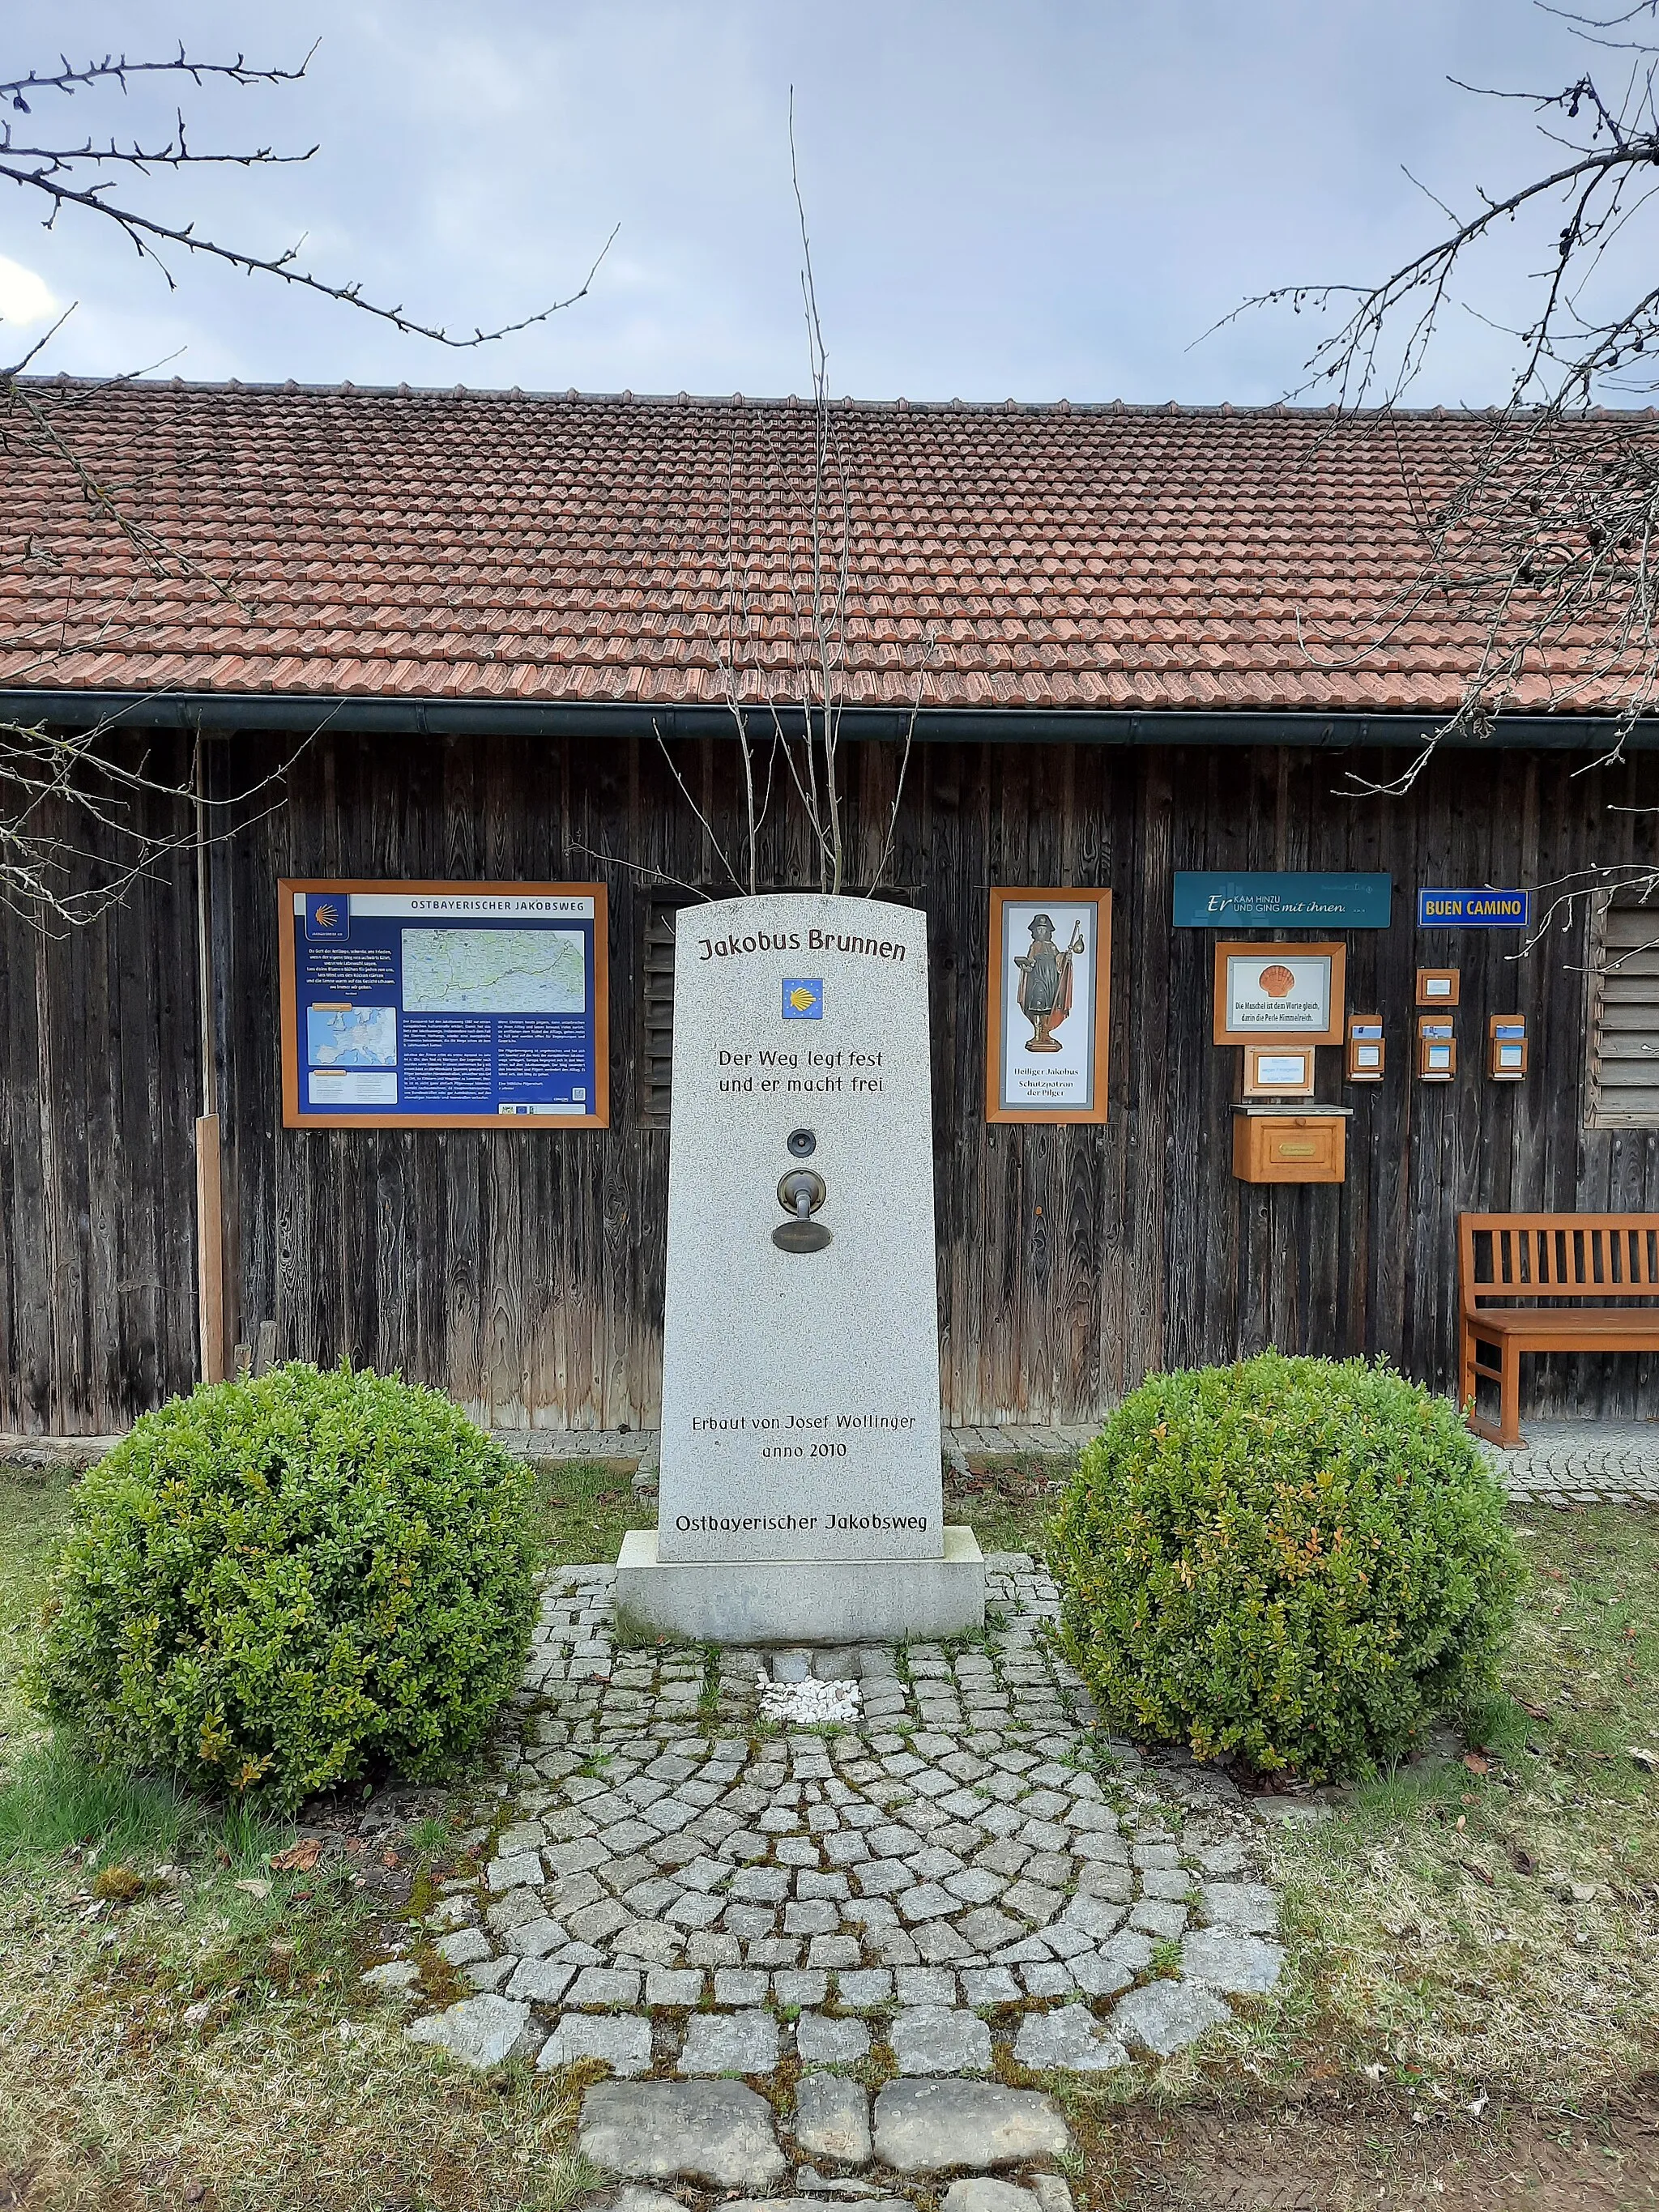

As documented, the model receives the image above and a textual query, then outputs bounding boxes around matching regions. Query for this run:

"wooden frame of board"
[985,887,1112,1124]
[1212,940,1346,1047]
[278,878,610,1130]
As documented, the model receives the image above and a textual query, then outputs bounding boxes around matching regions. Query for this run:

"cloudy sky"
[0,2,1609,405]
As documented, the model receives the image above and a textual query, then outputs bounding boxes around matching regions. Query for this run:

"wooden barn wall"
[0,739,203,1434]
[7,729,1659,1433]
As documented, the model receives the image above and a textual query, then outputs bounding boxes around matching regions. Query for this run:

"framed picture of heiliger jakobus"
[985,887,1112,1125]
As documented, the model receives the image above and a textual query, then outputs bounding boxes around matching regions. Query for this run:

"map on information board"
[307,1006,398,1067]
[402,927,586,1014]
[278,881,609,1129]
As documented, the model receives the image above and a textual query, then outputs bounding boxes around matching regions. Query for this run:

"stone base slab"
[614,1526,986,1644]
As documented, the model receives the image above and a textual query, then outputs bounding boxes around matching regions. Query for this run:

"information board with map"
[278,880,608,1128]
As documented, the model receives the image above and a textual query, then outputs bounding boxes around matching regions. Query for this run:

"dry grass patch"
[1251,1506,1659,2098]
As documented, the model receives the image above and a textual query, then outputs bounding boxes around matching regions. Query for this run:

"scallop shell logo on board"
[1257,963,1296,999]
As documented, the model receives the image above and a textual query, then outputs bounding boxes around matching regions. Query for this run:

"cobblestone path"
[386,1553,1286,2101]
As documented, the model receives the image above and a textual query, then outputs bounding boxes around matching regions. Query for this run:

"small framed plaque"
[1212,941,1346,1046]
[986,888,1112,1123]
[1240,1044,1316,1098]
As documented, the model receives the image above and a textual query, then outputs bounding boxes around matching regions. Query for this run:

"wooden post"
[195,1111,226,1383]
[194,741,228,1385]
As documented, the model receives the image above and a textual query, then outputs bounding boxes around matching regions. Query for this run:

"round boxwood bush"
[33,1363,539,1808]
[1048,1353,1523,1780]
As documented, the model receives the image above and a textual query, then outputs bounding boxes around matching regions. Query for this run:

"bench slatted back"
[1460,1213,1659,1309]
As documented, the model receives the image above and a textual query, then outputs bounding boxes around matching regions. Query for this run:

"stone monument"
[616,891,985,1643]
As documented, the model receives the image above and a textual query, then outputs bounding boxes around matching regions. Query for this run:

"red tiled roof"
[0,377,1643,715]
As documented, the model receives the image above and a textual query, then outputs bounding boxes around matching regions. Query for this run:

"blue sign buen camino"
[1416,888,1533,928]
[1172,872,1392,928]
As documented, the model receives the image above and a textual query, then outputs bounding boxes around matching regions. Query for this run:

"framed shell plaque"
[1212,940,1346,1046]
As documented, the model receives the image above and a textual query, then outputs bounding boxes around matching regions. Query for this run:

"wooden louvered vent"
[638,893,689,1127]
[1588,892,1659,1126]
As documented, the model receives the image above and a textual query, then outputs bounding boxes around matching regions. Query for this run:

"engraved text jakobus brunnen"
[697,927,908,961]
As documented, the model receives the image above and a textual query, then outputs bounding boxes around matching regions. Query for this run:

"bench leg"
[1462,1324,1519,1448]
[1459,1318,1477,1423]
[1498,1340,1525,1451]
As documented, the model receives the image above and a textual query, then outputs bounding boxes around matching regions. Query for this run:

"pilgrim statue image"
[1014,911,1085,1053]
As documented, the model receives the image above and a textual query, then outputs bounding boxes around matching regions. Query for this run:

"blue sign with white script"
[1417,888,1532,929]
[1173,872,1392,928]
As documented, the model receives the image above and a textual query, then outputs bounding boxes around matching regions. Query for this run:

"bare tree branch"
[0,41,616,347]
[0,37,609,926]
[1217,0,1659,859]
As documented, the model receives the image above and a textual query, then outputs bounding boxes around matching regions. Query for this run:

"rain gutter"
[0,691,1656,751]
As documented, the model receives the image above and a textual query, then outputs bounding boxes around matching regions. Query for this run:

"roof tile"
[0,379,1646,714]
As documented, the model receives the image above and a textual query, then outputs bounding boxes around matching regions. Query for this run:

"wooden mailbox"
[1346,1014,1384,1083]
[1232,1106,1350,1184]
[1418,1016,1456,1081]
[1488,1015,1529,1081]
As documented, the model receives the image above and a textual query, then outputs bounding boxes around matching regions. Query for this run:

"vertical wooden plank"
[195,1114,226,1383]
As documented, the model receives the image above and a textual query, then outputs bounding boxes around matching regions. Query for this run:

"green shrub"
[1048,1353,1524,1780]
[32,1363,539,1809]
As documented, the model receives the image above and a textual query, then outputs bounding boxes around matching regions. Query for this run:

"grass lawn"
[0,1455,1654,2211]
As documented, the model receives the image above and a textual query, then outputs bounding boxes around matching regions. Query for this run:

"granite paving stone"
[505,1956,578,2005]
[680,2010,781,2075]
[1013,2004,1131,2073]
[872,2080,1072,2171]
[569,1967,644,2009]
[645,1967,706,2006]
[539,2012,655,2076]
[796,2012,872,2062]
[477,1553,1293,2092]
[889,2005,994,2075]
[942,2182,1046,2212]
[1200,1882,1281,1933]
[1111,1978,1232,2056]
[794,2072,874,2164]
[406,1994,538,2069]
[578,2081,787,2186]
[433,1929,492,1967]
[1181,1928,1286,1994]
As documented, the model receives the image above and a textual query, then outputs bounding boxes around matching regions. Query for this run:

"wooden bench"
[1459,1212,1659,1447]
